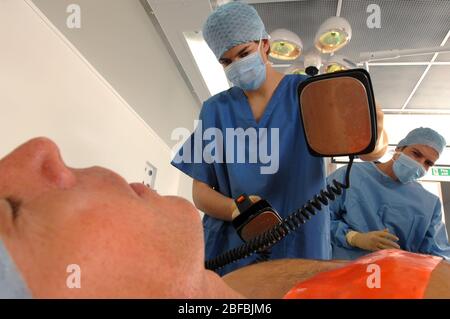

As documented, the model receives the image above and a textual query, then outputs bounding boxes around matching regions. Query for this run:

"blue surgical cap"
[0,239,31,298]
[202,2,269,59]
[397,127,446,155]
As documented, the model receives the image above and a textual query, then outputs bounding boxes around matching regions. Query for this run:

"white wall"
[30,0,201,202]
[0,0,180,195]
[31,0,201,147]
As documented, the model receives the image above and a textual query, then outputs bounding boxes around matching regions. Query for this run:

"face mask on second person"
[224,39,267,91]
[393,152,426,184]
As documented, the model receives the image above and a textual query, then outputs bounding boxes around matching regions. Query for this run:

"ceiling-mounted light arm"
[304,50,322,76]
[336,0,343,17]
[359,45,450,62]
[342,57,357,68]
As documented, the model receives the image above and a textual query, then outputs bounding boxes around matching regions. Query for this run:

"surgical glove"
[231,195,261,220]
[346,229,400,251]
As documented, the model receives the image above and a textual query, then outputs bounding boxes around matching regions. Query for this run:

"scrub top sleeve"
[327,166,353,249]
[419,199,450,260]
[170,104,219,188]
[171,150,218,187]
[0,240,31,298]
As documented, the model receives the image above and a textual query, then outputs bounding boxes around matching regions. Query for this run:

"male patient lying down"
[0,138,449,298]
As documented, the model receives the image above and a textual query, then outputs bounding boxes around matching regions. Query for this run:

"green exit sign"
[432,168,450,177]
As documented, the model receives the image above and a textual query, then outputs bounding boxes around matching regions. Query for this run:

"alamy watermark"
[66,264,81,289]
[66,4,81,29]
[171,120,280,175]
[367,4,381,29]
[366,263,381,289]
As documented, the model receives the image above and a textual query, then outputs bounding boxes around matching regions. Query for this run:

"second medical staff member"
[329,127,450,260]
[172,2,387,274]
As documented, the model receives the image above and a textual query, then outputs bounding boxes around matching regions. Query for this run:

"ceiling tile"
[408,66,450,109]
[369,65,426,109]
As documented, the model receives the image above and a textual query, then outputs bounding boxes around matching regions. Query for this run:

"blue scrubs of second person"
[172,74,330,275]
[328,162,450,260]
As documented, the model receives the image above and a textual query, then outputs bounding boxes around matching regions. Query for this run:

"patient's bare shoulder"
[223,256,450,299]
[222,259,347,299]
[425,260,450,299]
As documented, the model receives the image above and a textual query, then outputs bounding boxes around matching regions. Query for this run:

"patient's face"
[0,138,205,298]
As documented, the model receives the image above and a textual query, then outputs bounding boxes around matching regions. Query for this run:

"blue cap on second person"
[202,2,269,59]
[397,127,446,155]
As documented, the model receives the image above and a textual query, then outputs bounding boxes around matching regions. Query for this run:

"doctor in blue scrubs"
[329,127,450,261]
[172,2,387,275]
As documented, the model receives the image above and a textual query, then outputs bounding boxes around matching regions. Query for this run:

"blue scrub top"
[328,162,450,260]
[172,74,330,275]
[0,239,31,298]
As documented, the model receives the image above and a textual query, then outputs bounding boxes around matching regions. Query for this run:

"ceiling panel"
[253,0,450,64]
[436,51,450,62]
[408,66,450,109]
[250,0,450,112]
[368,65,426,109]
[338,0,450,63]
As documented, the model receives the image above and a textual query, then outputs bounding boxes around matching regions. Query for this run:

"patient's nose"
[0,137,76,190]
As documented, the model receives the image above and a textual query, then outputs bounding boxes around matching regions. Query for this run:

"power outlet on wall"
[143,161,157,189]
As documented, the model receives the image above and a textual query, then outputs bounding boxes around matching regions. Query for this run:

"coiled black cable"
[205,156,354,271]
[254,248,271,263]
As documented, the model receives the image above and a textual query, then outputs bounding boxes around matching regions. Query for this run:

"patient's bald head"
[0,138,239,298]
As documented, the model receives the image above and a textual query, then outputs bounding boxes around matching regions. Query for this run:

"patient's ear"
[0,199,14,236]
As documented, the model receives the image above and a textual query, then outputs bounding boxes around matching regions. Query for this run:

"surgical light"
[269,28,303,61]
[285,61,307,75]
[290,67,307,75]
[326,63,346,73]
[325,55,357,73]
[315,16,352,54]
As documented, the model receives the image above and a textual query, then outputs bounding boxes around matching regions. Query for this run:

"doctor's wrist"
[346,230,360,247]
[230,199,239,220]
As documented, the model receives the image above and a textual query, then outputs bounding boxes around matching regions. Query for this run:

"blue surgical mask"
[224,40,267,91]
[392,153,426,184]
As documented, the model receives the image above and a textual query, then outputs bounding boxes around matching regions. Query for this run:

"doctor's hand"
[231,195,261,220]
[347,229,400,251]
